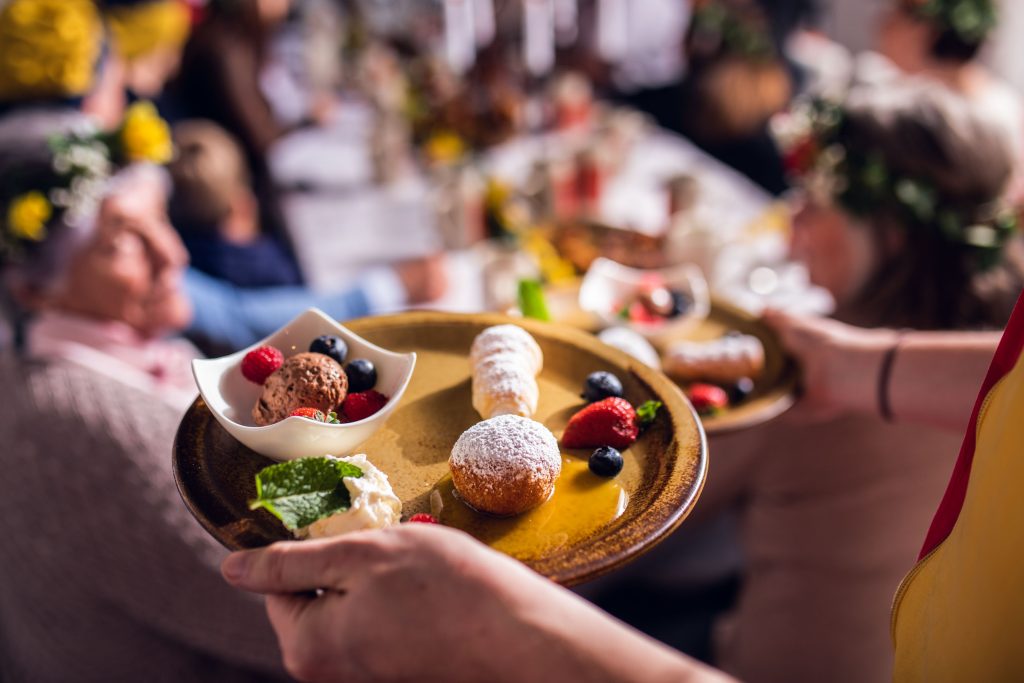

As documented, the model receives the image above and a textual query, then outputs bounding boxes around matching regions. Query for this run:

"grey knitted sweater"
[0,355,292,682]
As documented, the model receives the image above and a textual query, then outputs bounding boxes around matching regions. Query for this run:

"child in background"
[169,120,303,288]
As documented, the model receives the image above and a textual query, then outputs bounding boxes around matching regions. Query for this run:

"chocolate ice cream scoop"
[253,352,348,426]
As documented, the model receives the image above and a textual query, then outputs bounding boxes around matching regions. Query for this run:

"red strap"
[919,290,1024,558]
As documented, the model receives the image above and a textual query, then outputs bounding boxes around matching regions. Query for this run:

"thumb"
[222,535,385,594]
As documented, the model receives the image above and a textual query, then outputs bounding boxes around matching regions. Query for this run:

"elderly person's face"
[53,172,192,338]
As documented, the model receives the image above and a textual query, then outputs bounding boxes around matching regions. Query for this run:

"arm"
[764,310,999,431]
[184,267,373,351]
[222,526,734,683]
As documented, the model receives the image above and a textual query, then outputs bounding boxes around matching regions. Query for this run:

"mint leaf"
[517,279,551,321]
[636,400,663,430]
[249,457,364,530]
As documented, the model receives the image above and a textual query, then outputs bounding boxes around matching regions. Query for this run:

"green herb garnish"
[517,279,552,321]
[636,400,663,431]
[249,457,364,530]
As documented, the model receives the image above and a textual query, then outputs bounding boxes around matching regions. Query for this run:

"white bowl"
[192,308,416,461]
[579,257,711,343]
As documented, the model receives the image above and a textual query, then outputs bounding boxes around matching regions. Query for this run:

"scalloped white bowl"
[192,308,416,461]
[579,257,711,343]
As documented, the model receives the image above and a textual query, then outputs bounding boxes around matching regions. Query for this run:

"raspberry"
[341,390,390,422]
[241,346,284,384]
[408,513,438,524]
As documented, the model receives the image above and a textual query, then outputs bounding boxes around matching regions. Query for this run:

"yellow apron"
[893,326,1024,681]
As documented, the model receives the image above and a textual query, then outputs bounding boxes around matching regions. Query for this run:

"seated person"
[0,110,290,683]
[168,119,303,288]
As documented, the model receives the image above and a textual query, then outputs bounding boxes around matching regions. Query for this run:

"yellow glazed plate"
[173,312,707,586]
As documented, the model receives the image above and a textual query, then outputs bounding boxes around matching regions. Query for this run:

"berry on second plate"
[562,397,639,450]
[582,371,624,403]
[727,377,755,404]
[342,390,389,422]
[345,359,377,392]
[408,513,438,524]
[309,335,348,364]
[589,446,624,477]
[688,383,729,416]
[241,345,284,384]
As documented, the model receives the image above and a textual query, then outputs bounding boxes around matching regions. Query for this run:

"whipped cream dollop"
[298,454,402,539]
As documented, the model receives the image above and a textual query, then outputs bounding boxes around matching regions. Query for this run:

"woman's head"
[788,80,1018,329]
[878,0,997,71]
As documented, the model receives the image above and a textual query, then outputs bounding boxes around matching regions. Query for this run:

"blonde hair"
[168,120,250,234]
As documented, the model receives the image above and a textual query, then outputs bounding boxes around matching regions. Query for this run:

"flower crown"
[1,101,172,261]
[774,98,1019,271]
[689,0,776,61]
[903,0,997,45]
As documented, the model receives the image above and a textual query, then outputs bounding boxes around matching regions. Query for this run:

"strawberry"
[289,407,341,424]
[408,513,438,524]
[688,383,729,416]
[561,397,639,450]
[342,390,390,422]
[241,345,284,384]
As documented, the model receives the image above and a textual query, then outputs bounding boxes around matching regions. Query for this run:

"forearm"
[887,332,999,431]
[495,574,733,683]
[845,331,998,431]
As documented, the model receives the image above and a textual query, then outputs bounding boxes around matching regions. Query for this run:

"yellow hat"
[104,1,191,63]
[0,0,104,101]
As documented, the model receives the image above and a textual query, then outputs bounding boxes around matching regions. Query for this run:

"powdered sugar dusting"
[450,415,561,483]
[472,352,539,418]
[470,325,543,374]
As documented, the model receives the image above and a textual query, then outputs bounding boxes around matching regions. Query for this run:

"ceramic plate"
[545,284,798,434]
[174,312,707,586]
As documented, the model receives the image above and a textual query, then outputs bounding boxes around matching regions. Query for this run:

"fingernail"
[222,551,250,582]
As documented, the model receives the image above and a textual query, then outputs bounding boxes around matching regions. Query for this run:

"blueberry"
[309,335,348,364]
[582,371,624,402]
[727,377,755,404]
[345,359,377,392]
[669,290,693,318]
[589,446,624,477]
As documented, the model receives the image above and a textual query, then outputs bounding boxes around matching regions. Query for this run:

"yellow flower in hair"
[7,192,52,242]
[121,101,173,164]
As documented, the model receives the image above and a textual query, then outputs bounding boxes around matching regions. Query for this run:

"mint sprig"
[636,400,663,431]
[249,457,364,530]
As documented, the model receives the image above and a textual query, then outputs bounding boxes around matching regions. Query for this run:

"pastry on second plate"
[663,334,765,384]
[449,414,561,516]
[470,325,543,419]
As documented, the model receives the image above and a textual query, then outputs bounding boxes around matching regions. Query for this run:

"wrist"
[845,329,902,417]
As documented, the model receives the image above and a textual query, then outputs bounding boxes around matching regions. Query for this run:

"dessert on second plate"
[470,324,544,419]
[450,414,561,516]
[663,333,765,384]
[252,352,349,426]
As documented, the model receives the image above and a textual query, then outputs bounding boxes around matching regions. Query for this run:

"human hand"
[221,525,725,683]
[220,525,567,682]
[763,309,898,421]
[394,253,448,304]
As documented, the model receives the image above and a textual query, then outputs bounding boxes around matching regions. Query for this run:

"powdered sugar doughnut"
[450,415,561,516]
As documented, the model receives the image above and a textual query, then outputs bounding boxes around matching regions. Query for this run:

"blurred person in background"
[586,78,1023,683]
[166,0,331,240]
[169,119,304,288]
[0,109,291,683]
